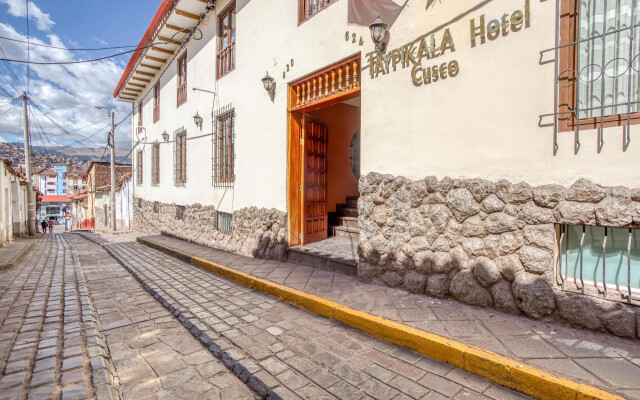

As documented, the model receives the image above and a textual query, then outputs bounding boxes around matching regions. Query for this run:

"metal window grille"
[558,224,639,304]
[153,201,159,213]
[174,128,187,186]
[212,105,235,187]
[137,198,142,207]
[541,0,639,151]
[177,52,188,106]
[216,211,233,233]
[151,142,160,186]
[136,150,143,185]
[176,205,186,220]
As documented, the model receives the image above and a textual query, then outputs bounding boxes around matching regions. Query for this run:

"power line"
[0,28,202,66]
[0,36,141,51]
[26,0,30,95]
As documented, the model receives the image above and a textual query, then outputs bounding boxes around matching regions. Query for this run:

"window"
[138,101,143,126]
[174,128,187,186]
[299,0,338,23]
[558,0,640,131]
[213,107,235,186]
[153,82,160,123]
[151,142,160,186]
[136,150,143,185]
[216,211,233,233]
[177,52,187,107]
[559,225,639,301]
[176,205,186,220]
[153,201,159,213]
[217,4,236,78]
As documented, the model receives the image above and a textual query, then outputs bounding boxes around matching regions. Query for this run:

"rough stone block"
[566,179,606,203]
[449,270,493,307]
[426,274,450,298]
[445,189,480,223]
[403,271,427,293]
[532,185,565,208]
[595,196,632,227]
[484,213,518,234]
[472,257,501,287]
[512,273,555,318]
[555,291,604,330]
[519,246,553,275]
[466,179,495,202]
[491,280,520,314]
[497,254,524,282]
[523,225,556,251]
[599,307,636,338]
[380,271,403,287]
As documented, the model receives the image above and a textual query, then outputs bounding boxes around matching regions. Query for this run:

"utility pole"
[21,92,36,236]
[110,111,116,231]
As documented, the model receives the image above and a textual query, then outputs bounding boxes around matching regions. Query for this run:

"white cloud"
[0,23,132,149]
[0,0,54,31]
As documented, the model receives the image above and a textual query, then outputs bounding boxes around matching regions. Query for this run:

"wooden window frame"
[214,110,235,184]
[153,82,160,123]
[298,0,339,25]
[558,0,640,132]
[136,150,143,185]
[174,129,187,186]
[177,52,188,107]
[217,3,236,79]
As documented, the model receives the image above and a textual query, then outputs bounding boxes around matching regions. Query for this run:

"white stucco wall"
[130,0,639,217]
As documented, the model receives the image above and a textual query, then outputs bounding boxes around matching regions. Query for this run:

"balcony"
[177,82,187,107]
[217,42,235,79]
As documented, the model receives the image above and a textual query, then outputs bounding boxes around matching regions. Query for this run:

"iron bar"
[540,21,640,55]
[626,0,637,147]
[603,227,607,298]
[540,99,640,118]
[628,228,633,303]
[559,225,565,288]
[553,0,561,151]
[575,3,582,153]
[579,225,585,293]
[599,0,608,150]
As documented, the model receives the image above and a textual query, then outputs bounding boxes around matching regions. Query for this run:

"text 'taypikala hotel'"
[115,0,640,339]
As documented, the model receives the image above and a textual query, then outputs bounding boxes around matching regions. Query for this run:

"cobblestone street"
[0,233,532,399]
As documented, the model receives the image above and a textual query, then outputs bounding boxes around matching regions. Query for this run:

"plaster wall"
[0,163,11,245]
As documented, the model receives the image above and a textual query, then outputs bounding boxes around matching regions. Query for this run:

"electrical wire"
[0,36,142,51]
[26,0,30,95]
[0,27,203,65]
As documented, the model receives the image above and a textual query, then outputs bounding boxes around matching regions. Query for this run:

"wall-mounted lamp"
[193,112,203,130]
[162,131,169,141]
[369,15,389,54]
[262,71,276,99]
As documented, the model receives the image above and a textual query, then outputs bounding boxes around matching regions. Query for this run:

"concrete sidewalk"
[138,234,640,399]
[0,239,35,271]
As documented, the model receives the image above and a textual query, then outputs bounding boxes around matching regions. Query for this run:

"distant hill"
[8,143,131,163]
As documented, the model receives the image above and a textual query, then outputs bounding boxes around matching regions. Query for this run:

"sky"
[0,0,159,149]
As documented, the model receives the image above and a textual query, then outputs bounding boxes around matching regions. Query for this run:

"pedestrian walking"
[47,218,54,233]
[40,219,47,233]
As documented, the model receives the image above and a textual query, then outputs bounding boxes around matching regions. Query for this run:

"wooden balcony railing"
[291,54,360,110]
[153,105,160,123]
[217,42,235,78]
[177,82,187,107]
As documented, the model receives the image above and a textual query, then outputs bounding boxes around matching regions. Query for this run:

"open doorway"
[287,54,361,248]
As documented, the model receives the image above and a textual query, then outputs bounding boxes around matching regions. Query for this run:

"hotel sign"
[366,0,531,86]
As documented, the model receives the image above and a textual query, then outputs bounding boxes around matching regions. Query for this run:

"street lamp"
[193,112,203,130]
[369,15,389,54]
[262,71,276,97]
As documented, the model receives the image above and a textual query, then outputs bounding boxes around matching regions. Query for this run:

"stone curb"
[72,233,280,400]
[0,241,35,270]
[137,235,625,400]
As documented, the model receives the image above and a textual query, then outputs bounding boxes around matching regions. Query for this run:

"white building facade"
[117,0,640,339]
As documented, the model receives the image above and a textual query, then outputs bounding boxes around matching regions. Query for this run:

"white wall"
[130,0,639,219]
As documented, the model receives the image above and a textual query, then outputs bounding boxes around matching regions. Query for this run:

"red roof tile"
[41,195,71,203]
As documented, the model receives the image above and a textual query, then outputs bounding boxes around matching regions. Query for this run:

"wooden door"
[301,117,328,244]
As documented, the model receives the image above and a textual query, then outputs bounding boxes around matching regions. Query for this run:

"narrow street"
[0,233,528,400]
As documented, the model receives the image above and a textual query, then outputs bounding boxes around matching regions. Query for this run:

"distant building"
[84,162,132,230]
[34,169,58,196]
[40,195,71,223]
[66,170,87,195]
[53,165,67,195]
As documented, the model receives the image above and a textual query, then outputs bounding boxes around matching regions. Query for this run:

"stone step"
[336,216,359,229]
[287,248,357,276]
[333,226,360,239]
[336,207,358,217]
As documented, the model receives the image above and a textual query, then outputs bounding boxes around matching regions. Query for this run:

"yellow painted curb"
[136,236,625,400]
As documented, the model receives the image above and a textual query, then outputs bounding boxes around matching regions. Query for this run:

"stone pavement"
[67,234,255,400]
[102,237,529,400]
[139,234,640,400]
[0,234,116,400]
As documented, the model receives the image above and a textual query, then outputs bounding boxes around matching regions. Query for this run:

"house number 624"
[345,31,364,46]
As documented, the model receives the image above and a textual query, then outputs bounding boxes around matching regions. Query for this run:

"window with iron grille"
[136,149,143,185]
[216,211,233,233]
[552,0,640,135]
[217,4,236,78]
[137,198,142,207]
[174,128,187,186]
[213,106,235,187]
[138,101,143,126]
[151,142,160,186]
[299,0,338,23]
[177,52,187,107]
[153,201,159,213]
[153,82,160,123]
[176,205,185,220]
